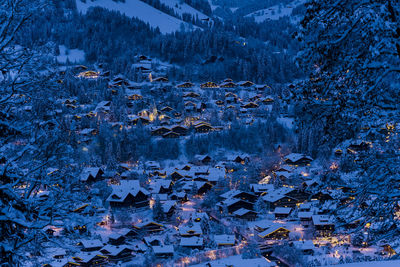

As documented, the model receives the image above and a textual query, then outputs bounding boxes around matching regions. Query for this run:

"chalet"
[134,220,164,233]
[193,155,212,165]
[182,181,213,194]
[143,236,163,246]
[227,154,250,164]
[258,225,290,240]
[223,78,233,82]
[100,245,134,263]
[261,96,274,103]
[200,81,219,88]
[79,239,103,252]
[153,77,168,83]
[291,240,315,255]
[262,192,298,209]
[118,228,138,238]
[195,123,214,133]
[162,200,177,218]
[108,233,126,245]
[106,180,150,208]
[161,106,173,112]
[312,215,335,236]
[238,81,255,87]
[180,237,204,249]
[220,190,258,203]
[171,125,188,135]
[95,101,112,113]
[177,82,194,88]
[169,170,184,181]
[179,224,203,237]
[163,131,180,138]
[298,212,313,227]
[220,81,237,88]
[145,161,161,170]
[284,153,313,166]
[79,167,104,182]
[150,179,173,194]
[250,184,274,195]
[285,189,310,202]
[274,207,292,219]
[233,208,258,221]
[170,192,188,202]
[347,141,372,152]
[72,252,108,266]
[152,245,174,258]
[215,100,224,105]
[218,198,254,213]
[137,115,151,125]
[190,212,209,223]
[241,102,259,109]
[214,235,236,247]
[183,92,200,98]
[310,191,334,202]
[151,126,171,136]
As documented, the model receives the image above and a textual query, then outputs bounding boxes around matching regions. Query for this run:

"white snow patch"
[245,0,306,23]
[160,0,209,20]
[56,45,85,64]
[76,0,197,34]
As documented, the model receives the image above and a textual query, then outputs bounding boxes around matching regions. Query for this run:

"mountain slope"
[245,0,306,23]
[76,0,199,34]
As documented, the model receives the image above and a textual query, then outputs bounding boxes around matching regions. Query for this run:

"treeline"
[16,0,302,82]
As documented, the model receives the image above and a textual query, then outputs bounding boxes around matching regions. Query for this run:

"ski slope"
[76,0,197,34]
[245,0,306,23]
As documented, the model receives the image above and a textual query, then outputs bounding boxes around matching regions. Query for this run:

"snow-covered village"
[1,0,400,267]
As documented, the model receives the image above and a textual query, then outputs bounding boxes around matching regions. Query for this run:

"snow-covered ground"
[56,45,85,64]
[245,0,306,23]
[333,260,400,267]
[160,0,209,20]
[76,0,197,34]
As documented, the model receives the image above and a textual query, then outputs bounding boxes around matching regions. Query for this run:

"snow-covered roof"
[274,207,292,214]
[214,234,235,245]
[152,245,174,254]
[80,239,103,249]
[180,236,204,247]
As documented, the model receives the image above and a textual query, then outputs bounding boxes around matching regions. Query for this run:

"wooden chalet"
[152,245,174,258]
[241,102,259,109]
[183,92,200,98]
[195,123,213,133]
[106,180,149,208]
[162,131,180,138]
[100,245,134,263]
[218,198,254,213]
[220,190,258,203]
[134,221,164,233]
[284,153,313,166]
[79,240,103,252]
[72,252,108,267]
[151,126,171,136]
[180,237,204,249]
[220,81,237,88]
[312,215,335,236]
[153,77,169,83]
[258,226,290,240]
[161,106,174,112]
[238,81,255,87]
[108,233,126,245]
[233,208,258,221]
[214,235,236,247]
[200,81,219,88]
[79,167,104,183]
[177,82,194,88]
[273,207,292,219]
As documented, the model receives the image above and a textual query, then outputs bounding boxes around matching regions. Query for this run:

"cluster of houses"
[27,60,400,266]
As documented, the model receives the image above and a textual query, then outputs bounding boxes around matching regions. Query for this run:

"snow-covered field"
[160,0,209,20]
[56,45,85,64]
[76,0,197,34]
[245,0,306,23]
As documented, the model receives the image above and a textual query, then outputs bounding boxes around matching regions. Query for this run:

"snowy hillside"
[76,0,199,34]
[245,0,306,23]
[160,0,210,20]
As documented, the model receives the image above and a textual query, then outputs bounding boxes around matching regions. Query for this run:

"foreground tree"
[295,0,400,149]
[0,1,79,264]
